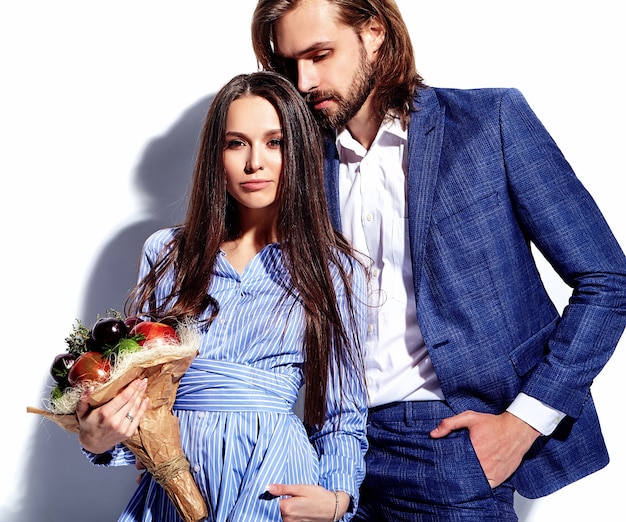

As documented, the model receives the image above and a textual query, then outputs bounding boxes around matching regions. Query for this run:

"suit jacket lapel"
[323,133,342,230]
[406,88,445,302]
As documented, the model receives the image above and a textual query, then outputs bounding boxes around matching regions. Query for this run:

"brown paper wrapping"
[28,336,208,522]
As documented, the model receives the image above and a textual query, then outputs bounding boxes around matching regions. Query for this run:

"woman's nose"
[244,149,264,174]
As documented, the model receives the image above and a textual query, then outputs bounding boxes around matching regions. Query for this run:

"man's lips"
[306,92,334,111]
[309,97,333,111]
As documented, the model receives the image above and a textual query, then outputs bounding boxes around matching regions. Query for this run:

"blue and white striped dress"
[86,228,368,522]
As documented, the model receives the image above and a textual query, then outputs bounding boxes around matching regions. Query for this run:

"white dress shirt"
[335,117,565,435]
[337,119,444,408]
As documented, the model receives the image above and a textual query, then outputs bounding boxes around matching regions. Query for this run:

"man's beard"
[305,48,375,130]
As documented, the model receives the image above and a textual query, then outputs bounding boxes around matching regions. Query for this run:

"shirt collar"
[335,115,407,158]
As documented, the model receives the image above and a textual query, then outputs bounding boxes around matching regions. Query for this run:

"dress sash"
[173,358,300,413]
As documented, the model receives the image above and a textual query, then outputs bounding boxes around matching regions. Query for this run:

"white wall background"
[2,1,623,520]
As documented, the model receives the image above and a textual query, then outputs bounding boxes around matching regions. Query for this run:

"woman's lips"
[241,180,272,190]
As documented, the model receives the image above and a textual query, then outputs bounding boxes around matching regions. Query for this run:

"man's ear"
[361,17,385,58]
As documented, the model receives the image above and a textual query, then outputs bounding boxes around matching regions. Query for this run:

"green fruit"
[116,337,142,355]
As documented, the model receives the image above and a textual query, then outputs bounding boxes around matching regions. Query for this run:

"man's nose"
[297,61,318,93]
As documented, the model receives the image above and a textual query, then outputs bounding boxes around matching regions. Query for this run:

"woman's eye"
[226,139,245,149]
[268,138,283,148]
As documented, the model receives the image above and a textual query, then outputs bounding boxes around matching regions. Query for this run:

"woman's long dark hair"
[126,71,364,427]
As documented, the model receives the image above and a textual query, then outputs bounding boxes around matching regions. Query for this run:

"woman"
[76,71,368,522]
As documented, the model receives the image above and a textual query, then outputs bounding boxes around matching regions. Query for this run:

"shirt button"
[371,268,380,278]
[218,318,225,325]
[198,412,205,419]
[366,213,373,222]
[193,464,201,472]
[367,324,374,334]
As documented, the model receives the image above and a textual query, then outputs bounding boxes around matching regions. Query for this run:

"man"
[251,0,626,520]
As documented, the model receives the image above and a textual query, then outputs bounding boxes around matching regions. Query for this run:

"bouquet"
[27,310,208,522]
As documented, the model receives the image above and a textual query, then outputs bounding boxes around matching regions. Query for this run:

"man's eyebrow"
[276,41,332,59]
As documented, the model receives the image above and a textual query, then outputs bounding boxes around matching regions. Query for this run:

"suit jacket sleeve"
[499,89,626,418]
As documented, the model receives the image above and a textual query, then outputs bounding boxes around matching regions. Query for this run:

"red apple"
[129,321,179,348]
[68,352,111,386]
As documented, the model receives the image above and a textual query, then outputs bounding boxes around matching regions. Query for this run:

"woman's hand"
[265,484,350,522]
[76,378,149,454]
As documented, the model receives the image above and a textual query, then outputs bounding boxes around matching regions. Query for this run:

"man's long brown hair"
[125,72,364,427]
[252,0,425,128]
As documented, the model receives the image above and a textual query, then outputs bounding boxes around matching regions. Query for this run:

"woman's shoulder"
[141,226,181,255]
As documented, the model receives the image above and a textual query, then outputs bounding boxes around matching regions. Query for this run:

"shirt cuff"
[82,443,136,466]
[506,393,566,436]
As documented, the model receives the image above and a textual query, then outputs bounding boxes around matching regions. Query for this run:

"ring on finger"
[126,412,134,422]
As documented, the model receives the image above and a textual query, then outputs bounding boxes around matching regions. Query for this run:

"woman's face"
[223,94,283,213]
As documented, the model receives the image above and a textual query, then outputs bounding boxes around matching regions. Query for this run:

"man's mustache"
[303,90,336,104]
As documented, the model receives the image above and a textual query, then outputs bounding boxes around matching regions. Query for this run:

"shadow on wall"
[19,93,215,522]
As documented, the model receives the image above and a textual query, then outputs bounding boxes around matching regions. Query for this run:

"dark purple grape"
[50,353,78,386]
[85,335,106,353]
[91,317,129,346]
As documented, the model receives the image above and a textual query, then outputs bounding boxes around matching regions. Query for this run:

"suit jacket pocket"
[508,317,558,376]
[434,191,500,235]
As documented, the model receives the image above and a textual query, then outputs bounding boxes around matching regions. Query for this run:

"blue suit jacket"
[323,87,626,498]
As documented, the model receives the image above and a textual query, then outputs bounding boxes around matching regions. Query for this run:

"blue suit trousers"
[353,401,517,521]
